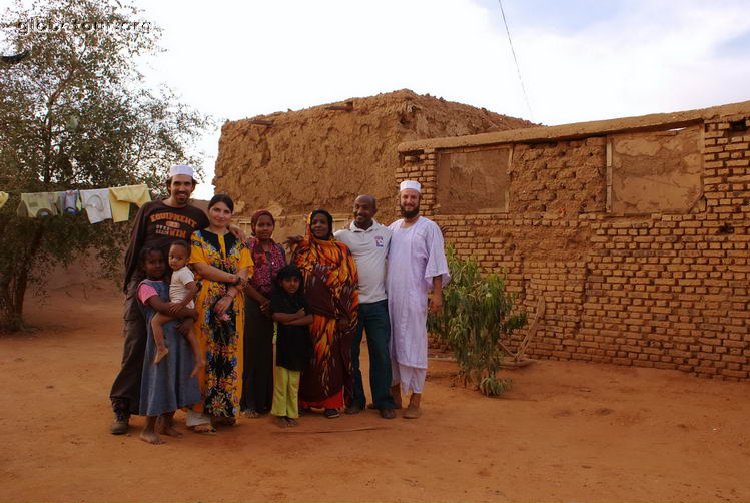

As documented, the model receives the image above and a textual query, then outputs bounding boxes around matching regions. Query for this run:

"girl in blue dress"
[136,246,201,444]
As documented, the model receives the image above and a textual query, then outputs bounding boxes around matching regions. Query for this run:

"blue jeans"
[351,300,396,410]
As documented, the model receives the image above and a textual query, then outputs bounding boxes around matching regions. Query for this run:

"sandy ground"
[1,279,749,503]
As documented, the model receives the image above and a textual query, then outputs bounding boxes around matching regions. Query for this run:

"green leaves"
[428,246,528,397]
[0,0,210,331]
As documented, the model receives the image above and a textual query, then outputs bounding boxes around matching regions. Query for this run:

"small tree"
[0,0,210,331]
[428,247,527,396]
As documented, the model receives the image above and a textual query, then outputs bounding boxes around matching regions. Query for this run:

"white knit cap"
[400,180,422,192]
[169,164,194,178]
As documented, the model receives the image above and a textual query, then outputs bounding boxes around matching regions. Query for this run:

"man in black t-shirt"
[109,165,209,435]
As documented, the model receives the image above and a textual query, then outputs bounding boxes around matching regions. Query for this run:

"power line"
[497,0,534,120]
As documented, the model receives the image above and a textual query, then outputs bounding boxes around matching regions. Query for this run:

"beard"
[400,203,420,219]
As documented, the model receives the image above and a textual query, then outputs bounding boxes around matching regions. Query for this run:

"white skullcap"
[169,164,194,178]
[400,180,422,192]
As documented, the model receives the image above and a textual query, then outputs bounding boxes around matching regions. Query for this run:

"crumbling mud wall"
[214,89,533,233]
[399,101,750,381]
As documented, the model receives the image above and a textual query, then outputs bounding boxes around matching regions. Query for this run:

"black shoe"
[380,408,396,420]
[344,404,364,415]
[323,408,340,419]
[110,410,130,435]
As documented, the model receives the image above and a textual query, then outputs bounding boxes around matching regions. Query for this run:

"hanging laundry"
[56,189,82,216]
[0,191,8,209]
[80,188,113,224]
[17,192,60,218]
[108,184,151,222]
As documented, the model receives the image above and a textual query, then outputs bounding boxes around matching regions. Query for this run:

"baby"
[151,240,204,377]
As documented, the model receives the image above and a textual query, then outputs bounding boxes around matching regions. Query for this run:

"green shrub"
[428,246,528,396]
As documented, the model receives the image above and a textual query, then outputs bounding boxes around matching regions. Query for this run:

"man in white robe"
[387,180,450,419]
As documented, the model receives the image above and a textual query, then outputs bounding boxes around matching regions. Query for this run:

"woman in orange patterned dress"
[292,209,358,419]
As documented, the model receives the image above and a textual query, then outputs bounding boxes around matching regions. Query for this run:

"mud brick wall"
[399,103,750,381]
[510,139,607,214]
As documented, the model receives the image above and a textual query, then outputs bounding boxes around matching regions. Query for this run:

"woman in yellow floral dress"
[292,209,358,419]
[187,194,253,432]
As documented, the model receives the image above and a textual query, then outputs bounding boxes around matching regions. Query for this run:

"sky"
[5,0,750,198]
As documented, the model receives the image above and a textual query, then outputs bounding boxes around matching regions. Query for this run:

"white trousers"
[392,363,427,394]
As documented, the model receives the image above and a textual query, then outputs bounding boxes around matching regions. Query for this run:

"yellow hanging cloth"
[108,184,151,222]
[17,192,59,218]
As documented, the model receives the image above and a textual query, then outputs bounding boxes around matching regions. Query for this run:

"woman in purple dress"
[241,209,287,417]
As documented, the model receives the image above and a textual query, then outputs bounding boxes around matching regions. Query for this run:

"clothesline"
[0,184,151,224]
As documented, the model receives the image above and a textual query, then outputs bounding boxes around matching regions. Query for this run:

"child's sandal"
[189,424,216,435]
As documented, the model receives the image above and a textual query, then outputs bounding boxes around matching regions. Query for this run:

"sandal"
[323,408,340,419]
[403,404,422,419]
[273,416,289,428]
[188,424,216,435]
[285,417,299,427]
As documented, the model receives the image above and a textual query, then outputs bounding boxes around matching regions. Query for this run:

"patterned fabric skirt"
[192,285,245,418]
[299,314,353,409]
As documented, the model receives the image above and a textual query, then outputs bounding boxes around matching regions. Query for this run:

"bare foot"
[190,359,205,378]
[140,429,164,444]
[156,418,182,438]
[285,417,299,427]
[154,346,169,365]
[243,409,262,419]
[274,416,289,428]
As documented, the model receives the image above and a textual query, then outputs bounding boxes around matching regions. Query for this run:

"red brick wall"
[398,114,750,380]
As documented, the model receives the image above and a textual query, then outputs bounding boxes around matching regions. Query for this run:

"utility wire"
[497,0,534,120]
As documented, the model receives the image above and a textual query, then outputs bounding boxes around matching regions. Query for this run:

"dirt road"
[1,279,748,502]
